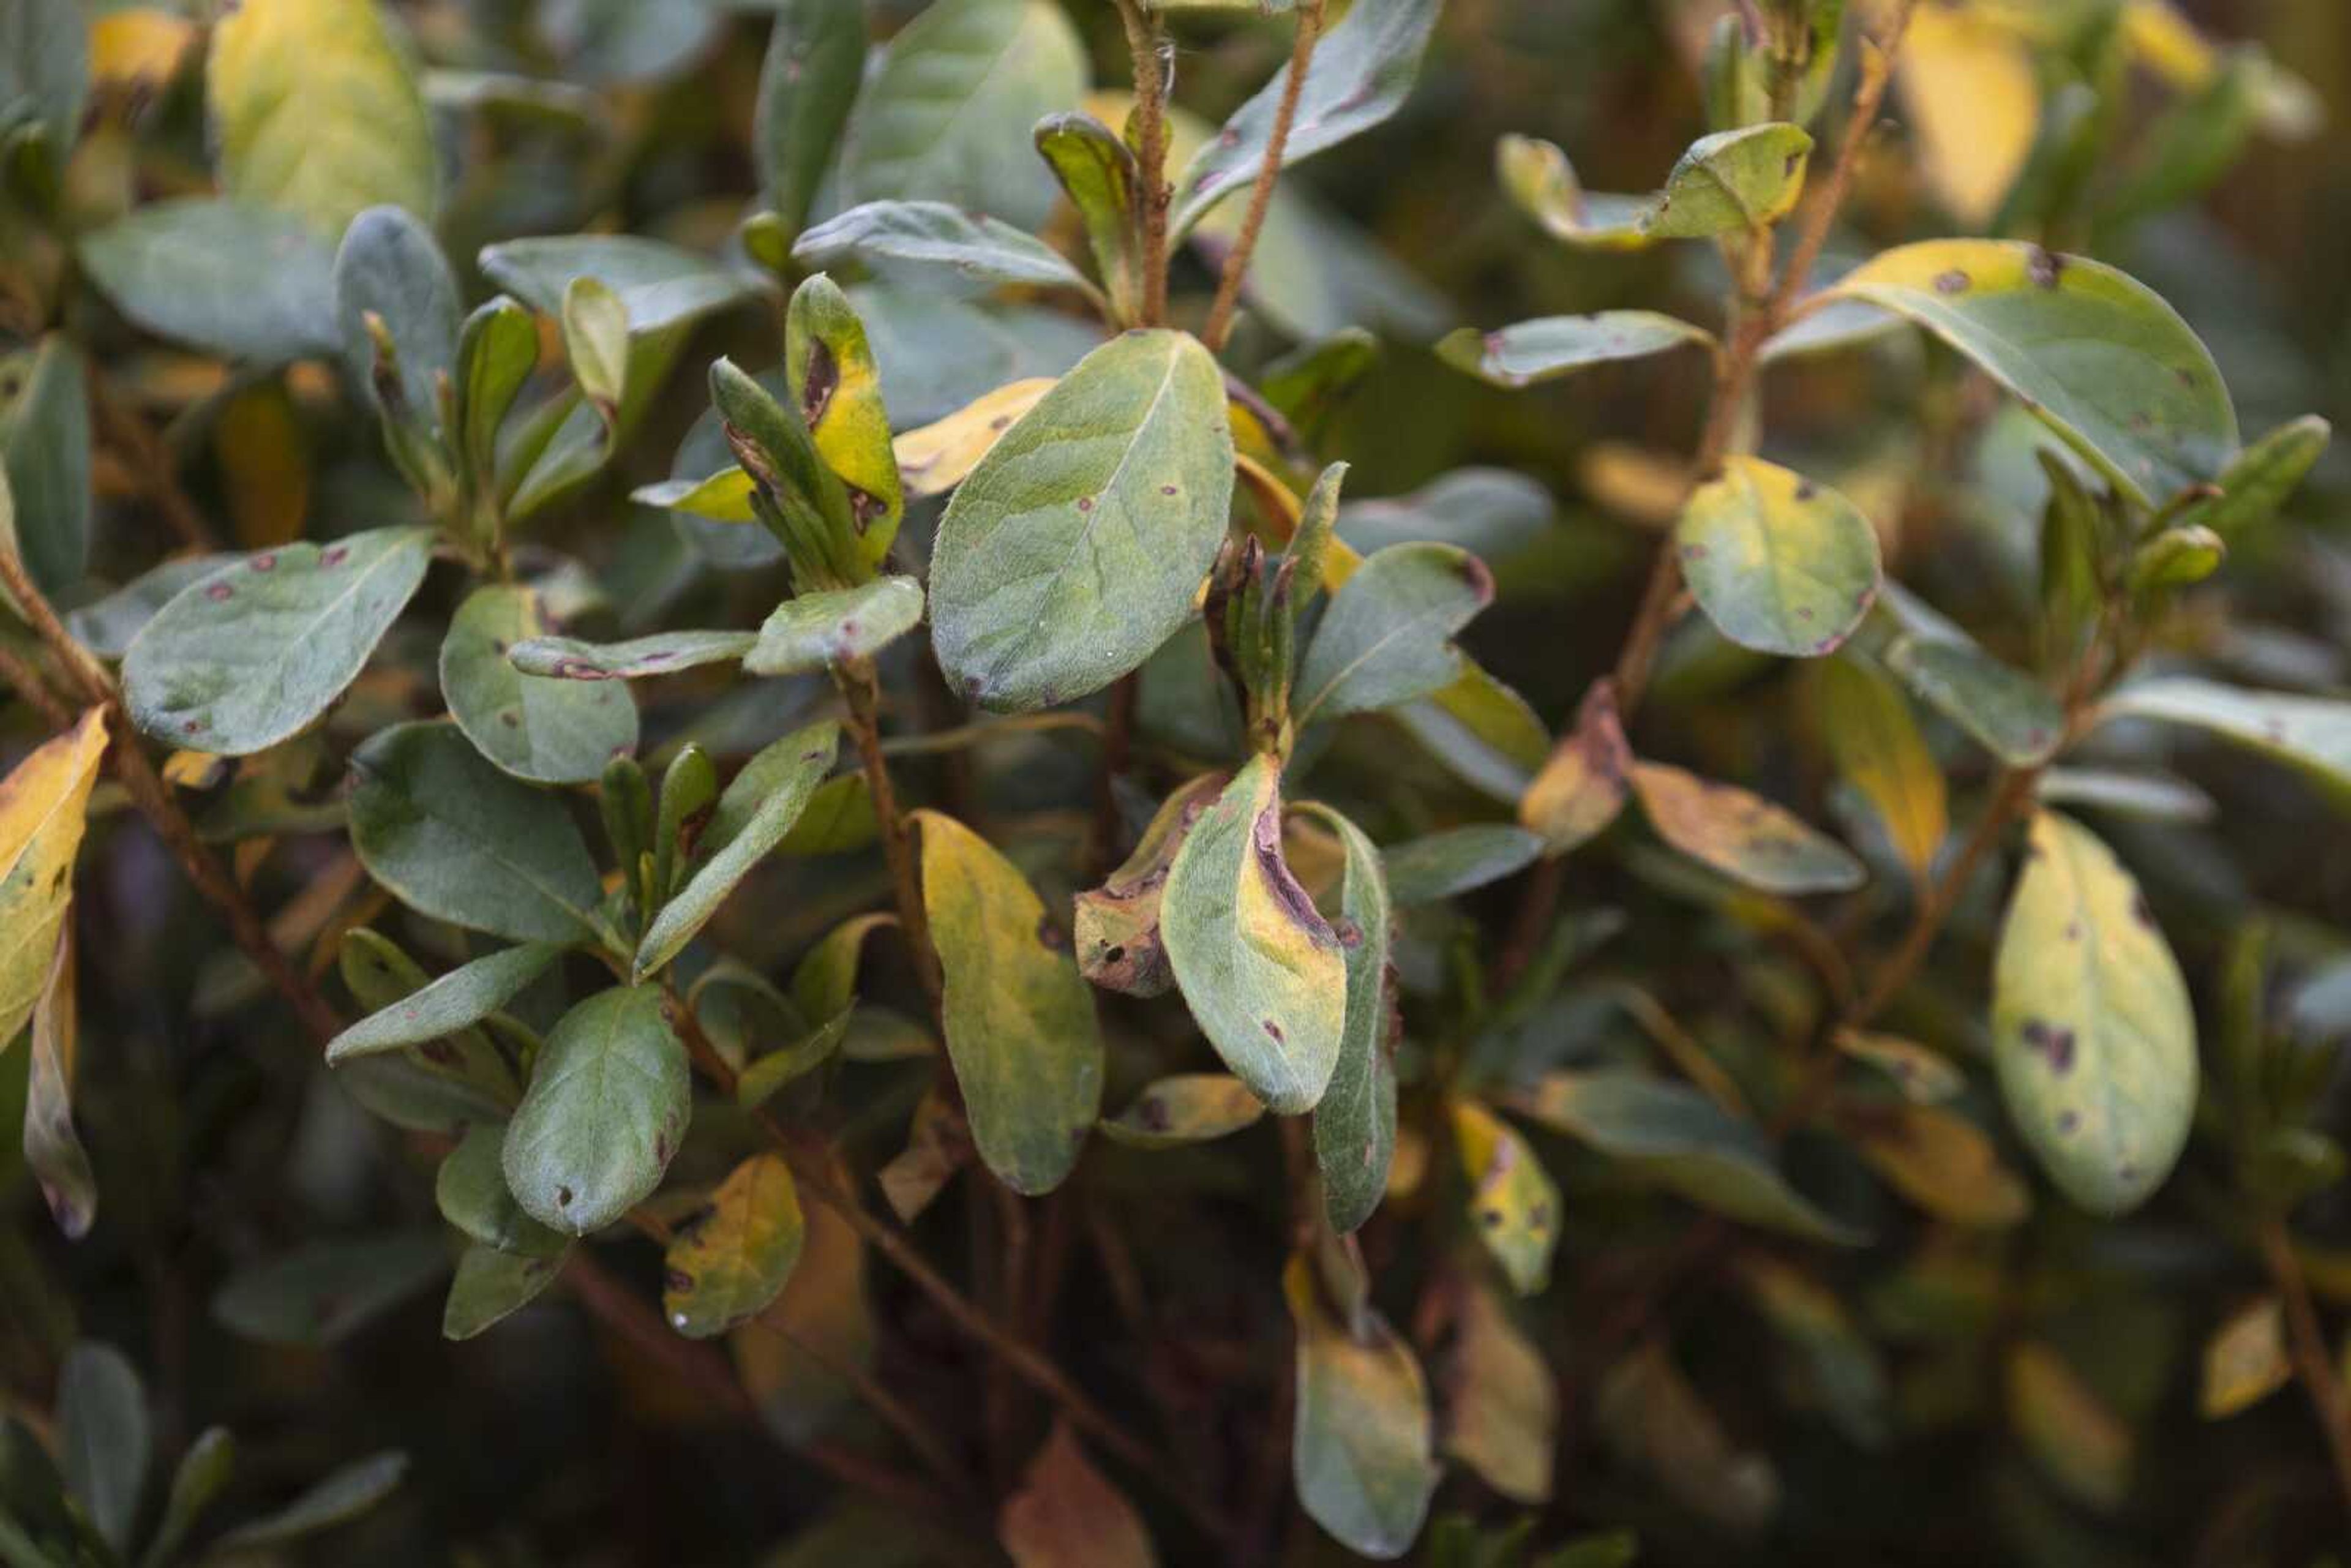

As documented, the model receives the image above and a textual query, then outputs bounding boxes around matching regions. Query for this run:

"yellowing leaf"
[1520,678,1633,855]
[892,378,1057,497]
[1849,1102,2031,1228]
[90,9,195,96]
[1440,1281,1554,1505]
[1676,457,1881,659]
[999,1422,1158,1568]
[207,0,437,237]
[25,934,95,1238]
[212,378,310,549]
[1630,761,1867,896]
[787,275,904,569]
[1286,1250,1440,1559]
[1453,1100,1559,1297]
[731,1151,874,1442]
[2199,1297,2290,1419]
[1098,1073,1264,1150]
[1076,772,1224,999]
[1812,653,1946,883]
[663,1152,806,1340]
[1834,1029,1965,1103]
[2006,1341,2133,1512]
[1595,1341,1779,1536]
[1897,6,2038,227]
[0,710,109,1050]
[1498,125,1814,250]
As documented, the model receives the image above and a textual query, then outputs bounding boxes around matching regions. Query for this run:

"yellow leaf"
[212,379,310,549]
[1441,1280,1555,1504]
[90,9,197,95]
[0,710,109,1050]
[1812,653,1947,885]
[2199,1296,2290,1419]
[1898,6,2039,227]
[893,378,1059,498]
[1630,760,1866,896]
[1850,1102,2031,1228]
[730,1151,874,1442]
[1452,1099,1561,1297]
[1520,678,1632,855]
[162,749,227,789]
[2006,1341,2134,1512]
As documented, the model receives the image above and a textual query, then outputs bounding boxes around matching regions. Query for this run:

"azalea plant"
[4,0,2351,1562]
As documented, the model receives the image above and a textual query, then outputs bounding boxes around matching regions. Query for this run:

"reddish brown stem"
[1201,0,1327,353]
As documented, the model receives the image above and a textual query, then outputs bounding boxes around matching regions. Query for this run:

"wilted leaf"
[1161,755,1346,1115]
[1438,313,1712,389]
[1520,679,1633,855]
[1441,1282,1554,1505]
[788,274,904,569]
[1295,542,1494,726]
[664,1152,805,1338]
[1676,458,1881,659]
[916,810,1103,1194]
[893,378,1058,497]
[1076,772,1224,998]
[744,578,926,677]
[1630,762,1866,896]
[1287,1250,1441,1560]
[1992,812,2195,1216]
[1828,242,2238,505]
[24,939,95,1239]
[124,528,435,755]
[1848,1102,2031,1228]
[1000,1421,1157,1568]
[442,585,638,784]
[0,709,105,1052]
[1453,1100,1560,1296]
[931,328,1232,711]
[502,985,691,1235]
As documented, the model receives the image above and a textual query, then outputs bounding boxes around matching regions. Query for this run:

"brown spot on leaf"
[2028,247,2064,290]
[206,582,234,602]
[1933,269,1970,295]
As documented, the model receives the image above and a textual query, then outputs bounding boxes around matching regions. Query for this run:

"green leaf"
[503,985,691,1234]
[787,274,906,571]
[331,930,522,1133]
[1438,313,1714,389]
[80,200,339,363]
[1161,755,1346,1115]
[663,1152,806,1338]
[1174,0,1442,236]
[794,201,1103,310]
[1827,241,2238,505]
[1075,772,1225,998]
[561,276,629,422]
[479,234,765,337]
[734,1012,853,1109]
[509,629,758,681]
[839,0,1084,233]
[1286,1250,1441,1560]
[711,356,861,589]
[64,556,233,659]
[1882,632,2064,767]
[443,1244,566,1341]
[0,0,84,186]
[1098,1073,1267,1150]
[1812,652,1946,883]
[1676,457,1880,659]
[1496,125,1813,249]
[1992,812,2195,1215]
[931,328,1234,711]
[1296,542,1494,726]
[2101,677,2351,793]
[57,1343,146,1553]
[435,1123,568,1257]
[142,1427,236,1568]
[746,578,926,678]
[334,205,461,435]
[1394,662,1551,806]
[1518,1071,1865,1244]
[1379,825,1543,907]
[915,809,1104,1195]
[123,528,434,754]
[0,336,90,595]
[754,0,864,236]
[653,746,718,905]
[1035,114,1142,323]
[1520,679,1633,855]
[443,585,638,784]
[2170,414,2330,542]
[1631,761,1865,895]
[1454,1101,1561,1296]
[456,296,539,482]
[347,721,608,945]
[0,711,107,1054]
[206,0,437,236]
[212,1234,448,1345]
[636,721,840,980]
[1298,803,1397,1234]
[212,1452,408,1549]
[328,943,561,1064]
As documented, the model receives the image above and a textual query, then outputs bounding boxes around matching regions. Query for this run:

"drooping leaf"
[0,709,105,1051]
[1827,241,2238,505]
[1453,1100,1560,1296]
[212,1235,447,1346]
[509,630,759,681]
[931,328,1233,711]
[1442,1283,1557,1506]
[839,0,1084,233]
[502,985,691,1234]
[1035,114,1142,324]
[754,0,864,236]
[1075,771,1225,998]
[79,200,340,363]
[1299,804,1398,1234]
[347,721,608,945]
[999,1420,1158,1568]
[788,273,904,569]
[211,1452,410,1549]
[1676,458,1881,659]
[1883,632,2064,767]
[56,1343,146,1552]
[664,1152,805,1338]
[123,528,434,754]
[24,937,94,1238]
[915,810,1103,1195]
[441,585,638,784]
[334,205,461,435]
[2100,678,2351,795]
[1174,0,1442,237]
[1295,542,1494,726]
[1521,679,1634,855]
[1438,313,1713,389]
[1098,1073,1265,1150]
[1286,1250,1441,1561]
[1496,124,1813,249]
[1630,762,1866,896]
[1161,756,1346,1115]
[744,578,926,677]
[1813,653,1946,883]
[893,378,1059,497]
[328,943,563,1064]
[1378,825,1542,907]
[206,0,436,236]
[0,336,91,595]
[1992,812,2195,1216]
[795,201,1104,311]
[443,1244,567,1341]
[637,722,839,980]
[1518,1071,1864,1244]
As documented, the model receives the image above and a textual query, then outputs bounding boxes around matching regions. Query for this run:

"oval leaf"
[1676,457,1881,659]
[1630,761,1866,896]
[328,942,563,1064]
[1286,1251,1441,1560]
[664,1152,806,1338]
[1295,542,1494,726]
[502,985,691,1234]
[78,200,339,364]
[1439,312,1713,388]
[1302,805,1398,1234]
[442,585,638,784]
[0,709,107,1049]
[1099,1073,1265,1150]
[744,577,926,677]
[2100,677,2351,794]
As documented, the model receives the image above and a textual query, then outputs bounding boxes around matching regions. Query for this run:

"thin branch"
[87,367,216,550]
[834,655,943,1003]
[2260,1218,2351,1523]
[0,640,75,730]
[1201,0,1327,353]
[1111,0,1174,327]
